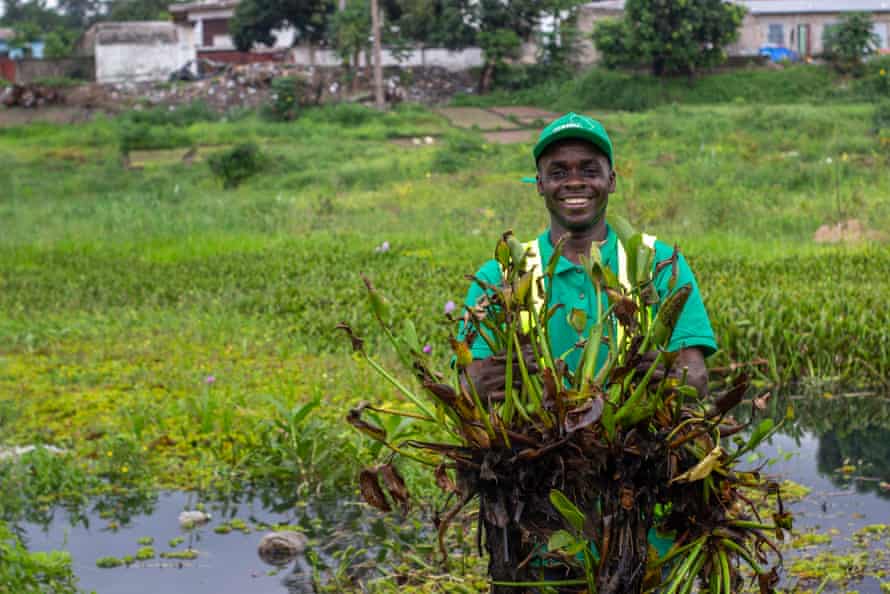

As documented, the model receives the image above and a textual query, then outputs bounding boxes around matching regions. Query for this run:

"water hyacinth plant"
[339,217,791,594]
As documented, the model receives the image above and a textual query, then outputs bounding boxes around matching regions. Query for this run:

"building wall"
[577,5,890,63]
[286,46,484,71]
[575,4,626,65]
[95,26,196,83]
[14,57,95,83]
[729,12,890,56]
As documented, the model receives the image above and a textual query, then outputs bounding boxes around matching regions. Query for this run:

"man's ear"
[536,173,543,195]
[608,167,617,193]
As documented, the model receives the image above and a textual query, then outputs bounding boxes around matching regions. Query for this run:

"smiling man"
[462,112,717,400]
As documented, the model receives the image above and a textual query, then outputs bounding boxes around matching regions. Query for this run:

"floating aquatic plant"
[341,217,791,593]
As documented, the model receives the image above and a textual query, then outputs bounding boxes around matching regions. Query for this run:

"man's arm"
[675,347,708,396]
[636,346,709,396]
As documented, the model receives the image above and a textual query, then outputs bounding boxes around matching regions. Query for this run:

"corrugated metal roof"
[582,0,890,13]
[169,1,239,13]
[86,22,180,45]
[745,0,890,13]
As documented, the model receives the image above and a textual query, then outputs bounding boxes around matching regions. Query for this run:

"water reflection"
[780,389,890,497]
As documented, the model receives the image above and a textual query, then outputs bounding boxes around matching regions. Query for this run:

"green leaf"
[746,418,775,451]
[549,489,586,534]
[547,529,578,552]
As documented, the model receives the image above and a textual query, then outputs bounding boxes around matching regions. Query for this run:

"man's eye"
[583,168,600,177]
[549,170,567,180]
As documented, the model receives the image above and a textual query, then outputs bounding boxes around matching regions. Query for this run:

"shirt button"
[579,293,585,300]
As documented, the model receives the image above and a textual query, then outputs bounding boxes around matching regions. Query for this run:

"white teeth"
[563,198,589,206]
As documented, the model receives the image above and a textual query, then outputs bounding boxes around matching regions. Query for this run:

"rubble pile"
[1,83,65,108]
[1,63,479,114]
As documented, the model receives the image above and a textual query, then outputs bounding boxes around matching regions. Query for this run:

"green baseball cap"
[533,112,613,166]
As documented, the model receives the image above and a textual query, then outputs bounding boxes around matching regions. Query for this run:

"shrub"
[266,76,311,122]
[0,521,79,594]
[431,133,487,174]
[591,17,637,70]
[822,12,880,75]
[31,76,81,88]
[304,102,377,127]
[120,101,219,127]
[118,122,192,154]
[852,55,890,100]
[207,142,263,189]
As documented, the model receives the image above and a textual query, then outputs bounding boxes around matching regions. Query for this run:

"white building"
[77,22,196,84]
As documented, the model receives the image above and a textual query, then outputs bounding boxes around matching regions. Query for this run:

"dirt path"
[433,106,557,144]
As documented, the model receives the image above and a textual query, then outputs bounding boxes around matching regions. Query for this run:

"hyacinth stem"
[362,354,436,422]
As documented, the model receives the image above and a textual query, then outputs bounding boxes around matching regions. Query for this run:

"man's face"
[536,139,616,233]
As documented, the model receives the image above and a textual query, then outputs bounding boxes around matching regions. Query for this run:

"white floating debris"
[257,531,307,566]
[178,510,212,528]
[0,445,67,461]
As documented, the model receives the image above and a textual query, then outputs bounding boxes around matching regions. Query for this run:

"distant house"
[578,0,890,64]
[76,22,197,84]
[169,0,293,63]
[0,27,45,60]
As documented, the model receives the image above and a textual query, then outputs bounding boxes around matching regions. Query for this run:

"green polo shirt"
[460,225,717,369]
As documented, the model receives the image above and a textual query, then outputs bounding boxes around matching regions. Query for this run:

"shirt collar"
[537,225,617,275]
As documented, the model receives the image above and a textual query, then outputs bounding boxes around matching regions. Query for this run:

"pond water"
[17,392,890,593]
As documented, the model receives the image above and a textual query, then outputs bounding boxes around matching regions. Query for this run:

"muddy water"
[20,393,890,594]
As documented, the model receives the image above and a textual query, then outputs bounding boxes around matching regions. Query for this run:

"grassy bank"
[456,59,890,112]
[1,100,888,590]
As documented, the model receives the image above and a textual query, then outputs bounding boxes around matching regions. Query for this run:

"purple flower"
[444,300,456,314]
[205,375,216,385]
[374,241,390,254]
[422,344,432,354]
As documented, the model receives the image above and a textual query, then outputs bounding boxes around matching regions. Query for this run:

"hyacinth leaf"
[335,323,365,353]
[746,418,775,452]
[671,447,723,484]
[564,397,604,433]
[495,235,511,269]
[347,405,387,442]
[402,319,421,354]
[359,468,391,512]
[379,463,410,514]
[516,269,534,305]
[548,529,586,556]
[644,283,692,351]
[636,241,655,287]
[608,213,636,247]
[361,274,390,324]
[567,308,588,334]
[549,489,586,535]
[434,464,456,493]
[506,232,527,272]
[449,337,474,369]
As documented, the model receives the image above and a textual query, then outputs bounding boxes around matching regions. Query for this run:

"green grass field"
[1,96,889,592]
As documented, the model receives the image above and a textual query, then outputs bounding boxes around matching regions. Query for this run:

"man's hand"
[463,345,539,402]
[635,347,708,396]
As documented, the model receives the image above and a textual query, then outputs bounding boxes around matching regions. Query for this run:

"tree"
[823,12,879,75]
[58,0,101,29]
[330,0,369,77]
[105,0,174,21]
[230,0,335,53]
[593,0,746,77]
[394,0,543,92]
[43,28,79,58]
[1,0,66,30]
